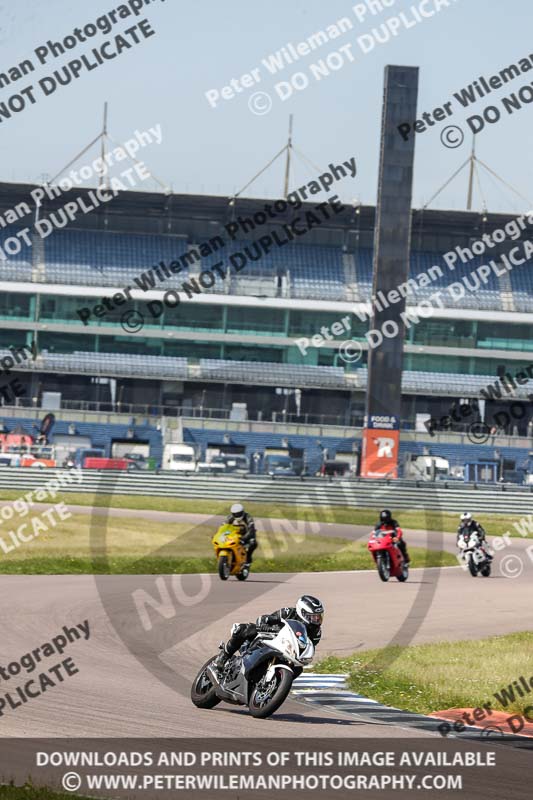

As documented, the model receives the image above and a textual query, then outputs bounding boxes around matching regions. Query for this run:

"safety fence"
[0,469,531,514]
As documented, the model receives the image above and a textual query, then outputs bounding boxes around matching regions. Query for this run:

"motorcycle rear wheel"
[236,566,249,581]
[397,562,409,582]
[377,553,390,582]
[190,658,222,709]
[218,555,231,580]
[248,668,293,718]
[481,564,491,577]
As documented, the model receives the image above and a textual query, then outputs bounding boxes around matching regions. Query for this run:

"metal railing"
[2,399,533,446]
[0,468,531,513]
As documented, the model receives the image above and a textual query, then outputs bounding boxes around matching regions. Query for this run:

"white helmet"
[230,503,245,519]
[296,595,324,626]
[460,512,472,523]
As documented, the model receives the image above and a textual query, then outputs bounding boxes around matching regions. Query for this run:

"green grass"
[0,786,92,800]
[0,513,456,574]
[315,632,533,715]
[2,489,530,537]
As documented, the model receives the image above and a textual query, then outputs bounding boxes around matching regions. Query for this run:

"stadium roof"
[0,180,525,246]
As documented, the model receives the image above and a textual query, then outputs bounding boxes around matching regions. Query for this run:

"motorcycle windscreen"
[285,619,308,638]
[285,619,312,656]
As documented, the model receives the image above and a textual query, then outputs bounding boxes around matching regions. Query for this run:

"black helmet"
[296,595,324,626]
[380,509,392,523]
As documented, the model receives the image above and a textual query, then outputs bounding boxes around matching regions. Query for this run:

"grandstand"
[0,180,531,480]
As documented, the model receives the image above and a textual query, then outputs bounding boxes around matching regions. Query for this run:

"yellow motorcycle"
[212,523,250,581]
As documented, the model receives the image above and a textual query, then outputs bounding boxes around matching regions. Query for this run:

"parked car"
[196,456,228,475]
[124,453,150,471]
[264,455,297,478]
[221,454,249,475]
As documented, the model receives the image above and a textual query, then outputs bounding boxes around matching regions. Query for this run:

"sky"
[1,0,533,214]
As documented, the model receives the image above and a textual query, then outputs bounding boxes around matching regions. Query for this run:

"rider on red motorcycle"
[374,509,410,563]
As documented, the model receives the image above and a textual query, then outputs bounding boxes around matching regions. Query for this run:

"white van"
[163,443,197,472]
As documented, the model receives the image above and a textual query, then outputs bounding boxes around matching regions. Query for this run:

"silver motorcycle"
[191,619,314,718]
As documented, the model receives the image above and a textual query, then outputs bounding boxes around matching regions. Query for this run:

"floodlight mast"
[466,135,475,211]
[283,114,293,199]
[423,134,533,211]
[46,102,170,192]
[229,115,325,203]
[99,101,108,191]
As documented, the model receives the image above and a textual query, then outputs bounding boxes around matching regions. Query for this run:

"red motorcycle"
[367,526,409,582]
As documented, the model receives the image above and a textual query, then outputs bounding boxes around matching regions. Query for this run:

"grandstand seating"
[1,223,531,314]
[198,359,346,387]
[33,351,189,380]
[5,350,532,397]
[510,263,533,312]
[42,229,190,286]
[202,240,346,299]
[357,248,506,310]
[0,228,33,281]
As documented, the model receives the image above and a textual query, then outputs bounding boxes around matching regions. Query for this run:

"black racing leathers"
[225,511,257,564]
[223,606,321,659]
[457,521,487,546]
[375,519,409,562]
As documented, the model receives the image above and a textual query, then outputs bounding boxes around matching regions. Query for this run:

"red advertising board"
[84,457,129,470]
[360,415,400,479]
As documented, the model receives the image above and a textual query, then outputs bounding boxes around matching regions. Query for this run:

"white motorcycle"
[458,530,492,577]
[191,619,314,718]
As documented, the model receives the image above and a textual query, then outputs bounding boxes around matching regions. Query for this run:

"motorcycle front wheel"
[190,658,222,709]
[468,555,478,577]
[248,667,293,718]
[218,555,231,580]
[376,553,390,582]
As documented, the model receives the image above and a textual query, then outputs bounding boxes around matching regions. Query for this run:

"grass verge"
[0,490,529,536]
[0,787,92,800]
[0,513,456,574]
[315,632,533,715]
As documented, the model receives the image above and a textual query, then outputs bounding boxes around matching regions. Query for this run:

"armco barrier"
[0,468,531,514]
